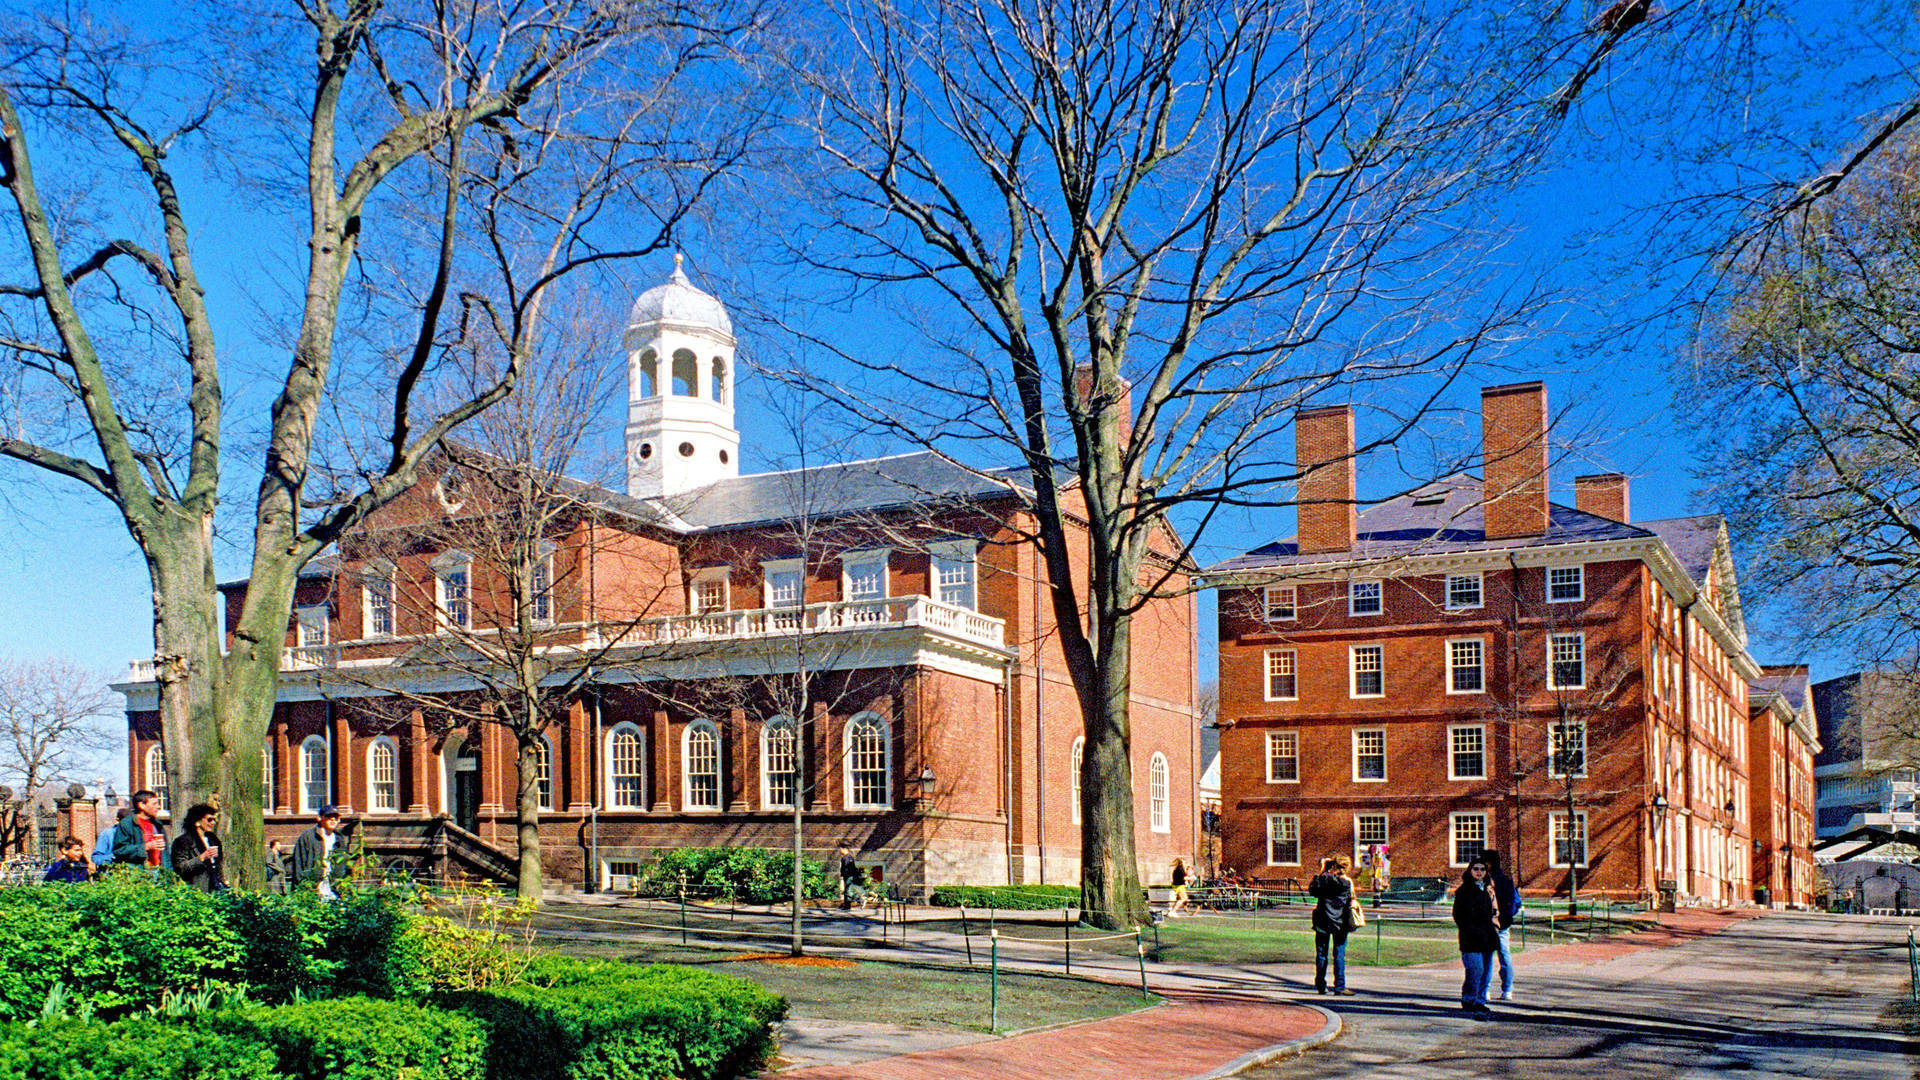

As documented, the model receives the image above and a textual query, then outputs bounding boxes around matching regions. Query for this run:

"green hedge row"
[638,847,832,905]
[928,884,1081,910]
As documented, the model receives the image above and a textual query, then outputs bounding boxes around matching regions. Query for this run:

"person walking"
[91,808,129,870]
[168,803,225,893]
[110,790,170,872]
[1483,849,1519,1001]
[1169,858,1192,918]
[1453,857,1501,1018]
[265,839,287,894]
[291,805,346,899]
[43,836,93,884]
[1309,855,1357,996]
[838,847,861,909]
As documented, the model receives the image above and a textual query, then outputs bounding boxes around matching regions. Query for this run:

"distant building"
[1813,673,1919,839]
[1746,666,1819,907]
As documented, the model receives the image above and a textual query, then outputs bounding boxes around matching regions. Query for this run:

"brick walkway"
[778,991,1329,1080]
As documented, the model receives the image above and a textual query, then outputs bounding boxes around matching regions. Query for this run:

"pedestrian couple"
[1308,855,1359,995]
[1453,849,1519,1018]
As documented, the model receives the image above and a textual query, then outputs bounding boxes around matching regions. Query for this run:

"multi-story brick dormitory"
[1211,382,1785,907]
[115,260,1200,893]
[1747,665,1820,907]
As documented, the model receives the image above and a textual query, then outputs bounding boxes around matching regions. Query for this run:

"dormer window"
[929,540,977,610]
[843,550,889,603]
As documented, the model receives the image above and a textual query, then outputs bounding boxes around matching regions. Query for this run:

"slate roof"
[1752,671,1811,714]
[1640,514,1725,586]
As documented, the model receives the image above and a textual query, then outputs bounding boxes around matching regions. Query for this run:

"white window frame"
[1548,720,1589,779]
[530,541,555,625]
[366,736,399,813]
[761,557,804,609]
[299,734,330,815]
[689,568,730,615]
[1263,585,1297,622]
[1450,811,1490,868]
[146,744,170,815]
[1070,736,1085,825]
[1266,813,1302,867]
[1449,723,1487,781]
[1548,631,1587,690]
[1445,572,1484,611]
[1265,730,1300,784]
[605,723,647,810]
[841,548,891,604]
[929,540,978,610]
[1348,578,1382,616]
[433,550,472,630]
[1264,648,1298,702]
[295,605,330,648]
[1352,728,1387,782]
[844,712,892,809]
[1354,813,1389,870]
[682,719,722,811]
[1148,752,1171,833]
[1548,564,1585,603]
[1350,644,1385,698]
[1549,809,1589,868]
[1447,637,1486,695]
[263,746,276,812]
[361,560,396,638]
[761,717,798,809]
[536,735,555,811]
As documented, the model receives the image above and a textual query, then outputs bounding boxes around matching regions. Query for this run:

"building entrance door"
[446,737,480,832]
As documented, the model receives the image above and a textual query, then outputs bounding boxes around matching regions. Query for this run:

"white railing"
[127,658,156,681]
[284,644,339,670]
[605,595,1006,650]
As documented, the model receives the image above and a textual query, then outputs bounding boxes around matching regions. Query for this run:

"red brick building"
[1212,383,1769,905]
[1747,666,1820,907]
[117,262,1199,893]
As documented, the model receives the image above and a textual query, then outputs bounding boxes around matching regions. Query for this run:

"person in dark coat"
[169,803,225,893]
[290,806,345,898]
[1453,858,1501,1017]
[838,847,861,909]
[43,836,93,884]
[1482,849,1518,1001]
[110,790,170,871]
[1308,855,1356,995]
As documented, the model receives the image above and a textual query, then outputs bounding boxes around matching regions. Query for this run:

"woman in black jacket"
[1452,858,1500,1016]
[169,803,225,893]
[1307,855,1356,995]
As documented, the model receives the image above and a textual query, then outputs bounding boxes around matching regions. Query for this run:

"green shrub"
[0,1017,281,1080]
[224,997,485,1080]
[215,890,344,1004]
[639,847,830,904]
[447,956,786,1080]
[928,884,1081,910]
[0,890,90,1023]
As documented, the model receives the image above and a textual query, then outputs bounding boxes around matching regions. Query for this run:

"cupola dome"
[627,252,733,338]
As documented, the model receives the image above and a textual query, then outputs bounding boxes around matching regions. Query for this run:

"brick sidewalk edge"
[1180,1002,1341,1080]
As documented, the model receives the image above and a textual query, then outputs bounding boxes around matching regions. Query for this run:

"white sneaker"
[1499,991,1513,1001]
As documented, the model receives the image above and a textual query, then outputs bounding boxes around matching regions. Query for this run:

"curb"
[1180,1002,1341,1080]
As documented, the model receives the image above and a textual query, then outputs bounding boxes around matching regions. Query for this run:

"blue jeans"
[1460,950,1495,1009]
[1314,930,1348,992]
[1495,927,1513,996]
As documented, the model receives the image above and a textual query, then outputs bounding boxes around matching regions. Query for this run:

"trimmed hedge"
[928,884,1081,910]
[447,955,786,1080]
[0,1017,282,1080]
[638,847,831,904]
[226,998,486,1080]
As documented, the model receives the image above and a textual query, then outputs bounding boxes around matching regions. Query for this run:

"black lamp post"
[1650,792,1671,909]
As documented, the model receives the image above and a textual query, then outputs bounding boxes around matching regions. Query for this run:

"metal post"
[990,930,1000,1032]
[1136,930,1149,1001]
[962,904,973,966]
[1063,908,1072,974]
[1375,914,1382,964]
[679,888,688,945]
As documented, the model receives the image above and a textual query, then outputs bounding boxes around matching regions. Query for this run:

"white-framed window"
[1265,730,1299,783]
[1451,811,1489,867]
[1548,720,1588,778]
[1548,631,1586,689]
[1448,638,1485,694]
[1070,736,1085,825]
[300,735,330,814]
[1264,649,1298,701]
[690,569,729,615]
[1266,813,1301,866]
[434,551,471,630]
[146,744,170,814]
[1349,579,1382,616]
[1264,585,1297,622]
[1549,810,1589,868]
[1149,753,1170,832]
[536,735,554,811]
[530,542,554,624]
[263,746,276,811]
[1350,644,1384,698]
[683,719,721,810]
[762,717,798,808]
[1548,565,1585,603]
[1449,724,1487,780]
[845,712,891,809]
[606,723,646,809]
[1445,572,1483,611]
[842,549,890,603]
[362,560,396,637]
[1353,728,1386,781]
[930,540,978,610]
[367,737,399,813]
[1354,812,1389,869]
[296,605,330,648]
[762,558,803,609]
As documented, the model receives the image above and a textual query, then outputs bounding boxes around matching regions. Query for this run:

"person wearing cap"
[290,805,346,899]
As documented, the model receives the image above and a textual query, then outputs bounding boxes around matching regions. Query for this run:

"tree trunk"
[1079,609,1147,930]
[514,732,544,902]
[791,690,810,956]
[1565,783,1579,918]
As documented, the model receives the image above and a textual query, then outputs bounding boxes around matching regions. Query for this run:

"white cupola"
[624,253,740,499]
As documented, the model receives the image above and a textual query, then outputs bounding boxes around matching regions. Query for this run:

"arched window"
[638,349,658,397]
[606,723,646,809]
[845,713,890,809]
[671,349,698,396]
[1070,737,1085,825]
[762,717,797,809]
[368,737,399,813]
[711,356,727,402]
[146,744,169,814]
[536,736,554,811]
[683,719,721,810]
[300,735,330,814]
[1149,752,1170,833]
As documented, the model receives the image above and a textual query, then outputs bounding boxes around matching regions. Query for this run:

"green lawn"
[919,914,1463,966]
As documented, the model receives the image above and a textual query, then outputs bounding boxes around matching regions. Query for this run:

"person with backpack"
[110,790,170,872]
[1308,854,1358,995]
[1483,848,1520,1001]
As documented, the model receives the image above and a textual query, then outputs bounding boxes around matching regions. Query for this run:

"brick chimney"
[1295,404,1356,554]
[1481,382,1549,540]
[1072,362,1134,443]
[1574,473,1630,523]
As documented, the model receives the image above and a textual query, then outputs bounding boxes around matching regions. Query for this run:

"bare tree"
[0,656,117,853]
[774,0,1577,926]
[0,2,767,887]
